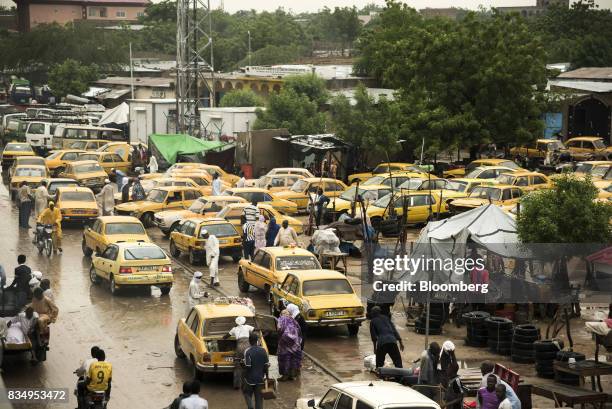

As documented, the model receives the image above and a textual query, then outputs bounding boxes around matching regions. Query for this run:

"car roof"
[376,162,413,166]
[331,381,440,407]
[286,269,348,280]
[269,167,309,172]
[472,166,516,171]
[56,186,94,193]
[70,160,100,166]
[52,149,86,154]
[577,161,612,165]
[153,186,198,192]
[568,136,603,141]
[536,139,561,143]
[228,187,268,193]
[192,217,234,225]
[15,155,44,161]
[472,159,513,164]
[112,241,162,250]
[351,184,389,190]
[301,177,343,183]
[225,202,275,211]
[263,173,304,178]
[261,247,316,257]
[14,164,47,169]
[43,178,77,183]
[200,195,246,202]
[97,216,143,224]
[500,171,546,177]
[194,303,254,318]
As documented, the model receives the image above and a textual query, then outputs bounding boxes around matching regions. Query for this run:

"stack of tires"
[533,339,564,378]
[415,304,445,335]
[555,351,586,385]
[463,311,490,347]
[486,317,513,355]
[511,324,540,363]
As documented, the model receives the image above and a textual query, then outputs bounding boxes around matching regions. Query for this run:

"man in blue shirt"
[242,333,269,409]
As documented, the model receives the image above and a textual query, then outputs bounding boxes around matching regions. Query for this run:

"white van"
[296,381,442,409]
[25,121,57,150]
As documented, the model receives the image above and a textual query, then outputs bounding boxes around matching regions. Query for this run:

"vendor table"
[319,251,348,274]
[531,383,609,409]
[554,360,612,392]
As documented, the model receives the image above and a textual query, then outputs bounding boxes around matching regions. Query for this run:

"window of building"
[99,7,107,17]
[137,11,145,17]
[116,10,126,17]
[88,7,98,16]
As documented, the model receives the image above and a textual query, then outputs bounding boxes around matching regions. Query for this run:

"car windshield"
[302,279,353,296]
[5,143,32,152]
[591,166,610,178]
[500,161,520,169]
[469,187,501,201]
[445,181,465,191]
[362,176,384,186]
[46,151,61,159]
[216,206,232,218]
[123,246,166,260]
[15,167,45,177]
[17,158,44,166]
[48,181,77,194]
[339,187,362,201]
[199,223,237,238]
[147,189,167,203]
[290,179,309,193]
[593,139,606,149]
[575,164,594,174]
[465,169,485,178]
[496,174,516,185]
[398,179,425,190]
[60,191,94,201]
[372,193,395,208]
[276,255,321,271]
[70,141,87,150]
[105,223,145,235]
[189,199,208,212]
[74,163,103,173]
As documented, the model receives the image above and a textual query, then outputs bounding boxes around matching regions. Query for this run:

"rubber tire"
[174,334,185,358]
[37,239,44,254]
[189,249,201,266]
[45,238,53,257]
[169,240,181,257]
[237,271,250,292]
[347,324,359,337]
[534,339,564,352]
[512,333,539,343]
[462,311,491,323]
[511,354,534,364]
[160,286,171,295]
[89,267,100,284]
[512,340,535,350]
[110,276,117,296]
[514,324,539,335]
[485,317,513,329]
[82,239,93,257]
[535,351,559,360]
[142,212,154,228]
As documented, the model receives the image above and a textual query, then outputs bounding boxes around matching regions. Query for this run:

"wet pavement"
[1,173,609,409]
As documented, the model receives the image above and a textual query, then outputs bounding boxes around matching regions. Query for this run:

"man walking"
[121,178,133,203]
[131,178,146,201]
[211,174,222,196]
[242,333,269,409]
[17,182,33,228]
[179,380,208,409]
[202,230,220,287]
[418,342,441,400]
[314,187,329,227]
[369,306,404,368]
[274,220,298,247]
[34,181,51,218]
[242,216,256,260]
[96,179,115,216]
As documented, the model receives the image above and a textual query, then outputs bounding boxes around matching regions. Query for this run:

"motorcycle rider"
[84,349,112,407]
[76,346,100,403]
[36,201,62,253]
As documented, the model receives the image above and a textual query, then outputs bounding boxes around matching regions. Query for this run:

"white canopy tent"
[99,102,129,126]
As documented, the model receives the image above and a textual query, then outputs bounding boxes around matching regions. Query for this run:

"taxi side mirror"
[307,399,315,408]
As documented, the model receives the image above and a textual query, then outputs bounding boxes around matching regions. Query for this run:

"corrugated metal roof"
[548,80,612,93]
[558,67,612,81]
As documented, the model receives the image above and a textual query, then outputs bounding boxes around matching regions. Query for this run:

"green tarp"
[148,134,227,165]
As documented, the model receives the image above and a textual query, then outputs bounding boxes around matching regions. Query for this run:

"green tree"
[254,88,326,135]
[283,74,329,108]
[219,89,264,107]
[48,59,99,98]
[329,84,400,163]
[356,2,547,155]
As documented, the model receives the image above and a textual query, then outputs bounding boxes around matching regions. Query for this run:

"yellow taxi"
[167,170,230,195]
[565,137,612,161]
[270,270,365,336]
[222,187,298,215]
[44,149,86,175]
[154,195,247,236]
[82,216,150,256]
[495,171,552,192]
[574,161,612,179]
[114,186,202,227]
[169,217,242,264]
[449,178,496,194]
[596,183,612,202]
[69,139,110,151]
[443,159,522,178]
[448,185,524,213]
[509,139,568,160]
[325,184,392,219]
[97,142,131,161]
[361,172,432,188]
[1,142,35,169]
[274,178,347,212]
[365,191,449,228]
[257,173,305,192]
[8,156,47,178]
[464,166,519,180]
[348,162,421,184]
[590,163,612,181]
[217,202,304,234]
[167,163,240,185]
[238,247,321,293]
[59,160,108,191]
[55,186,100,222]
[174,302,275,376]
[76,151,130,174]
[397,178,470,203]
[114,176,203,204]
[90,241,173,295]
[9,164,49,200]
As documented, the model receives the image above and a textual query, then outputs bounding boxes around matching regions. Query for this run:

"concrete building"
[93,76,175,101]
[496,0,568,18]
[13,0,149,32]
[419,7,467,20]
[548,67,612,143]
[128,99,177,145]
[199,107,259,142]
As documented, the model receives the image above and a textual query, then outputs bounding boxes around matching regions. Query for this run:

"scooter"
[73,371,108,409]
[35,223,53,256]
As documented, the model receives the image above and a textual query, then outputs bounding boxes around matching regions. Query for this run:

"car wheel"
[232,254,241,262]
[110,276,117,295]
[169,239,181,257]
[347,324,359,337]
[237,270,250,292]
[189,249,200,266]
[82,238,93,257]
[160,286,171,295]
[141,212,154,228]
[174,334,185,358]
[191,356,203,380]
[89,267,100,284]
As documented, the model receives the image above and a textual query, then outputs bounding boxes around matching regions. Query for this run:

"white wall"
[128,100,177,144]
[199,107,259,141]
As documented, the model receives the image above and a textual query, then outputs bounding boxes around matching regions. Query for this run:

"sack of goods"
[312,228,340,254]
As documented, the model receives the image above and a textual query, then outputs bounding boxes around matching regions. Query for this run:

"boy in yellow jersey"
[86,349,112,400]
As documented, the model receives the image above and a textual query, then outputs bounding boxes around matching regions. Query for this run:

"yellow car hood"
[450,198,490,208]
[11,176,45,185]
[273,190,304,200]
[304,294,362,310]
[60,200,98,210]
[326,197,352,210]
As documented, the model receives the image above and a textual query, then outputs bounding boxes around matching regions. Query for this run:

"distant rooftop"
[95,77,173,88]
[239,64,360,80]
[558,67,612,82]
[12,0,149,4]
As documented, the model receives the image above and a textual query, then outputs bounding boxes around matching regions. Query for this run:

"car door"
[110,153,130,173]
[247,250,269,289]
[531,175,549,189]
[511,188,523,203]
[94,245,119,280]
[408,194,432,223]
[174,221,193,251]
[182,189,201,208]
[324,181,344,198]
[86,219,103,251]
[164,191,185,210]
[273,274,294,308]
[178,309,198,359]
[500,188,513,204]
[514,176,530,191]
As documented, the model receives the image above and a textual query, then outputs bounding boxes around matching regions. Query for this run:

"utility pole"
[176,0,214,134]
[129,42,134,99]
[248,30,252,67]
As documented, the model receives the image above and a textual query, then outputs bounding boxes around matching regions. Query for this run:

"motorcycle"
[35,223,53,256]
[74,371,108,409]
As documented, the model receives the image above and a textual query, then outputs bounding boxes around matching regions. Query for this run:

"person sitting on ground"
[479,361,521,409]
[478,374,501,409]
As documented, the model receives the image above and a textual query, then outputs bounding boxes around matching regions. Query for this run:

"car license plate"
[138,266,158,271]
[73,209,86,214]
[325,310,346,317]
[218,239,228,244]
[223,356,234,362]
